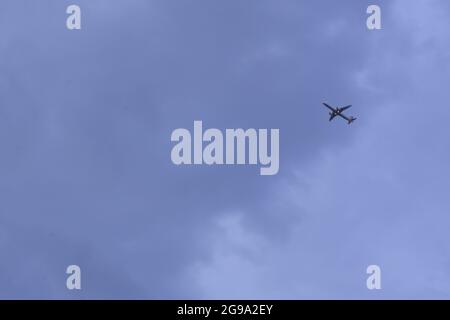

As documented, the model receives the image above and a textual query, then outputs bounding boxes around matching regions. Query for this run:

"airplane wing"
[322,103,335,111]
[340,105,352,112]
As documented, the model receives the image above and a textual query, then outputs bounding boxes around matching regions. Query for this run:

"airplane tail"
[348,117,356,124]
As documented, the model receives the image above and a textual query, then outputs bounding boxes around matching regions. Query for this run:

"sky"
[1,0,450,299]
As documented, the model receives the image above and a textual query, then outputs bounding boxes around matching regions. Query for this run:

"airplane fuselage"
[330,108,342,116]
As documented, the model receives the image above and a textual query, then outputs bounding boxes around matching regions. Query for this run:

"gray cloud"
[188,0,450,299]
[0,0,448,298]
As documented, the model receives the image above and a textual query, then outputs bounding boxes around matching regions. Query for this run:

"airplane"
[322,102,357,124]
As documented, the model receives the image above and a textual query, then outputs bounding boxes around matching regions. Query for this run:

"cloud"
[1,0,449,299]
[188,0,450,299]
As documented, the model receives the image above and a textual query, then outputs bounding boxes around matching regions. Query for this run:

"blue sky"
[1,0,450,299]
